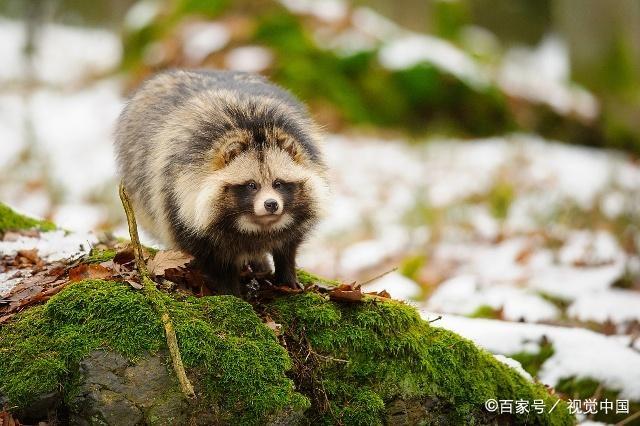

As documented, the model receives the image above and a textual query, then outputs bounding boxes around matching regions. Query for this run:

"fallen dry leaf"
[0,410,22,426]
[113,248,136,266]
[329,283,363,303]
[16,249,40,264]
[147,250,194,276]
[366,289,391,299]
[2,231,23,242]
[68,263,113,282]
[2,229,40,242]
[125,279,143,290]
[264,316,282,335]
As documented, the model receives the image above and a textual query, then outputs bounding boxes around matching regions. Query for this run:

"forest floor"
[0,17,639,425]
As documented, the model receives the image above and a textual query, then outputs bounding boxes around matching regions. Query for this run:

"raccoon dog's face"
[177,127,328,236]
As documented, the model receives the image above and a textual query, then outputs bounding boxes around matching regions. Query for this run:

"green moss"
[0,202,55,233]
[0,279,573,425]
[84,248,117,263]
[510,340,554,377]
[296,269,340,287]
[398,254,426,281]
[0,280,307,425]
[488,181,515,220]
[537,292,571,312]
[340,388,385,426]
[469,304,501,319]
[267,292,574,425]
[122,1,514,138]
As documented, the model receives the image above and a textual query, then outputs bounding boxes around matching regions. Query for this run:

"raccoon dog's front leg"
[199,258,242,296]
[273,241,300,288]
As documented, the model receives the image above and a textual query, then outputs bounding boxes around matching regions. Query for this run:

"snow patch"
[426,312,640,400]
[0,230,96,262]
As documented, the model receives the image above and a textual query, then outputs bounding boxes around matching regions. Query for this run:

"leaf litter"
[0,237,397,327]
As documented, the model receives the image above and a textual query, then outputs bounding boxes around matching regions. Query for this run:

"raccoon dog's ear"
[213,138,247,170]
[275,134,306,164]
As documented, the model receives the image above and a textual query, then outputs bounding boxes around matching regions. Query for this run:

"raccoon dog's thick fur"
[115,69,329,295]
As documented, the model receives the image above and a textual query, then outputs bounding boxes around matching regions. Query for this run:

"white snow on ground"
[124,1,161,30]
[360,271,421,300]
[0,230,96,263]
[493,354,533,381]
[568,290,640,324]
[529,260,626,300]
[279,0,348,23]
[224,46,273,73]
[379,34,490,87]
[0,273,23,296]
[0,80,123,222]
[425,312,640,400]
[0,227,97,296]
[181,22,230,63]
[29,80,123,200]
[1,18,640,405]
[498,35,599,120]
[0,94,27,168]
[428,275,560,322]
[0,18,121,86]
[330,7,599,116]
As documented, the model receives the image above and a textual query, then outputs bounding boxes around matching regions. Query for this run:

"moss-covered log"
[0,279,573,425]
[0,202,55,233]
[0,203,574,425]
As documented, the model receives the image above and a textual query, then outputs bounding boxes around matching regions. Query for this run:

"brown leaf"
[270,283,303,294]
[264,316,282,335]
[113,248,135,266]
[2,231,23,242]
[0,409,22,426]
[365,289,391,299]
[329,283,363,303]
[0,314,14,324]
[147,250,194,276]
[163,267,188,285]
[125,279,143,290]
[17,249,40,263]
[68,264,113,282]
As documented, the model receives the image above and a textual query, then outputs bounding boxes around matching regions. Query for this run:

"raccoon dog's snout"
[253,188,283,217]
[264,199,278,213]
[114,69,329,296]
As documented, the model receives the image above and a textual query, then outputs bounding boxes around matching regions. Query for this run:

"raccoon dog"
[115,69,329,295]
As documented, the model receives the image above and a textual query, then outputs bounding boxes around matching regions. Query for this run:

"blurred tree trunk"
[553,0,640,149]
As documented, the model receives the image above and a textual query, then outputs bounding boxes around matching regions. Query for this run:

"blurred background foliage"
[2,0,639,153]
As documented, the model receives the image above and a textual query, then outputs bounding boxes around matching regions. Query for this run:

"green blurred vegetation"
[3,0,638,153]
[115,0,640,153]
[121,0,513,137]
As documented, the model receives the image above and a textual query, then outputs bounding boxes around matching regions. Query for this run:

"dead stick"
[119,183,195,399]
[616,409,640,426]
[359,267,398,287]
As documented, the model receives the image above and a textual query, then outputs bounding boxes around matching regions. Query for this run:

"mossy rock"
[0,279,574,425]
[0,202,55,234]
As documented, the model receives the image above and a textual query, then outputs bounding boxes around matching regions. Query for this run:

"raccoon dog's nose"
[264,199,279,213]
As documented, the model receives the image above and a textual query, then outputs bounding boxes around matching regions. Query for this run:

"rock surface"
[70,351,189,426]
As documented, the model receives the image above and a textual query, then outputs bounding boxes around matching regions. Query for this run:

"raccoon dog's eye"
[246,181,258,191]
[273,180,282,189]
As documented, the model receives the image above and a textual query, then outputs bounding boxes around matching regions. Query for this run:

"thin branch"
[119,183,195,399]
[359,267,398,287]
[428,315,442,323]
[616,409,640,426]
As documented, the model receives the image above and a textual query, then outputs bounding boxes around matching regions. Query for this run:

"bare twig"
[616,409,640,426]
[119,183,195,399]
[359,267,398,287]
